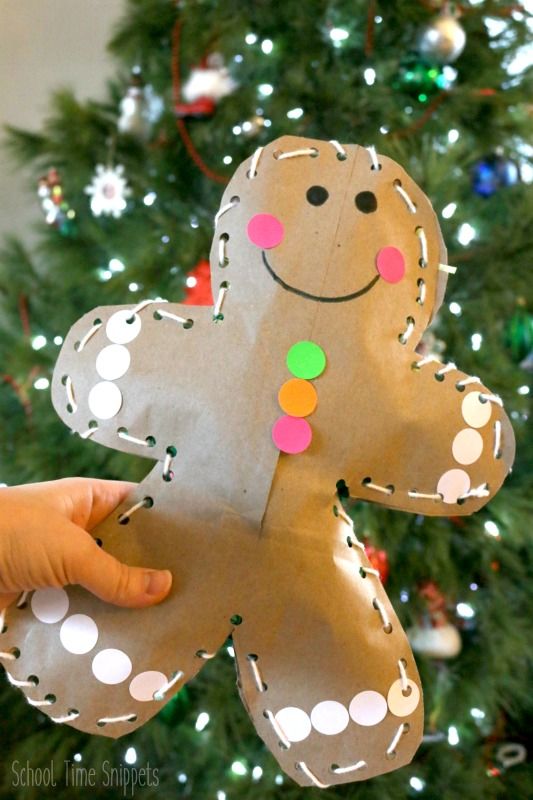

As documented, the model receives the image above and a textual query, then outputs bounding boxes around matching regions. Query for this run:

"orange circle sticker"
[278,378,318,418]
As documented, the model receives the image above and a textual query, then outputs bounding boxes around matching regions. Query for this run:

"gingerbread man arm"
[344,354,515,517]
[51,298,212,464]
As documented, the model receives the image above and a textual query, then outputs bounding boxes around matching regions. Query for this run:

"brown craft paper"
[0,136,514,788]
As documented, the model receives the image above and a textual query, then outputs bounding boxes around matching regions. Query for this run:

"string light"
[364,67,376,85]
[471,333,483,351]
[34,377,50,391]
[442,202,457,219]
[449,302,462,316]
[458,223,476,246]
[484,520,500,537]
[226,645,235,657]
[124,747,137,764]
[448,129,460,143]
[53,335,63,345]
[216,792,226,800]
[274,774,284,785]
[73,753,82,763]
[400,589,409,603]
[517,385,530,395]
[195,712,210,731]
[223,155,233,165]
[232,125,242,135]
[287,107,304,119]
[470,708,486,720]
[258,84,273,97]
[109,258,125,273]
[456,602,475,619]
[231,760,247,776]
[98,268,113,281]
[410,776,425,791]
[252,766,263,780]
[329,27,349,43]
[128,282,140,292]
[186,276,197,288]
[177,773,187,783]
[143,191,157,206]
[261,39,273,54]
[245,33,257,45]
[31,335,47,350]
[448,726,460,746]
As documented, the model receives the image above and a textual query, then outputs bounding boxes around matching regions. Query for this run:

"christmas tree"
[1,1,532,798]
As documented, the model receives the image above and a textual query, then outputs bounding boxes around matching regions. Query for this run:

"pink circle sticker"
[272,416,312,454]
[376,246,406,284]
[247,213,284,249]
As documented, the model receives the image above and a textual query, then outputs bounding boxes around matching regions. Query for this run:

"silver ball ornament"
[417,12,466,64]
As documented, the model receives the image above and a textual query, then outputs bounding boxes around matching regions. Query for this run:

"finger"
[71,478,137,530]
[66,535,173,608]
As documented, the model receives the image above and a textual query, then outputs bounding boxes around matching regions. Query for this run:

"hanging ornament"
[117,70,151,141]
[363,539,390,584]
[182,259,213,306]
[394,54,455,101]
[408,581,462,659]
[504,306,533,364]
[242,114,267,138]
[85,164,131,218]
[417,8,466,64]
[472,153,520,198]
[37,168,76,236]
[175,52,237,119]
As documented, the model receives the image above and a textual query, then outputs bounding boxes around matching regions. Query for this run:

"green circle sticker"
[286,341,326,379]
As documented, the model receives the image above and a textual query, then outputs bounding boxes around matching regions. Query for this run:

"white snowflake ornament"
[85,164,131,218]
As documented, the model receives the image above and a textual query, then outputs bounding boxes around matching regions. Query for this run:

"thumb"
[67,537,172,608]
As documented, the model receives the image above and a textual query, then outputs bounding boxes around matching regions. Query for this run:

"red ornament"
[419,580,448,627]
[364,541,390,584]
[182,259,213,306]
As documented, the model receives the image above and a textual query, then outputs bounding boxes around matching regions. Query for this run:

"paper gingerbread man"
[0,136,514,788]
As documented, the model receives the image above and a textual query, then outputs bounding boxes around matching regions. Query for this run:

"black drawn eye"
[355,191,378,213]
[306,185,329,206]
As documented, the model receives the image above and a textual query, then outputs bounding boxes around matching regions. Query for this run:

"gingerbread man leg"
[231,498,422,788]
[0,468,244,737]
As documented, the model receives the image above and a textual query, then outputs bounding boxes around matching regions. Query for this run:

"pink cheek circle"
[376,246,406,284]
[247,213,284,249]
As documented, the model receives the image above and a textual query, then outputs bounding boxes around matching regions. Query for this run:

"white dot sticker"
[437,468,470,504]
[387,678,420,717]
[349,690,388,727]
[274,706,312,743]
[92,648,132,685]
[31,587,69,624]
[106,310,141,345]
[60,614,99,655]
[462,391,492,428]
[88,381,123,420]
[95,344,131,381]
[310,700,349,736]
[129,671,168,702]
[452,428,483,465]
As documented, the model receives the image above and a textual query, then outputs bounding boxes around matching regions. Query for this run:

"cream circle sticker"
[247,213,284,249]
[310,700,350,735]
[272,416,312,454]
[59,614,99,655]
[387,679,420,717]
[92,648,132,685]
[129,670,168,702]
[452,428,483,465]
[95,344,131,381]
[437,468,470,504]
[88,381,123,420]
[462,391,492,428]
[106,310,141,345]
[274,706,312,743]
[349,690,388,727]
[376,246,406,284]
[31,587,69,624]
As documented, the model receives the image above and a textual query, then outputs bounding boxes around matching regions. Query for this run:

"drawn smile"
[262,252,379,303]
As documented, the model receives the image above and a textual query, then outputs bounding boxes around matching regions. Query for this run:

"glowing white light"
[485,17,508,37]
[400,590,409,603]
[261,39,273,54]
[518,385,530,395]
[330,27,349,42]
[252,766,263,780]
[287,107,304,120]
[364,67,376,86]
[242,121,253,132]
[410,776,425,791]
[190,216,199,228]
[443,65,458,82]
[109,258,125,273]
[124,747,137,765]
[177,773,187,783]
[216,792,226,800]
[161,235,170,244]
[380,125,389,134]
[471,333,483,351]
[231,760,247,776]
[53,335,63,345]
[448,129,460,144]
[375,15,383,23]
[195,712,210,731]
[458,223,476,246]
[258,83,273,97]
[456,602,475,619]
[275,775,284,785]
[227,645,235,657]
[186,276,198,288]
[263,119,272,127]
[442,202,457,219]
[232,125,242,135]
[484,520,500,537]
[223,155,233,165]
[234,54,243,63]
[73,753,82,763]
[470,582,479,591]
[448,726,460,746]
[31,335,47,351]
[245,33,257,45]
[128,282,139,292]
[471,708,486,720]
[34,377,50,391]
[449,302,462,316]
[143,192,157,206]
[98,269,113,281]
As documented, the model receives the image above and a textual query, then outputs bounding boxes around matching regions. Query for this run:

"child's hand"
[0,478,172,611]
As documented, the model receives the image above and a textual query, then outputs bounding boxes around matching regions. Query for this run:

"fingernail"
[145,570,172,596]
